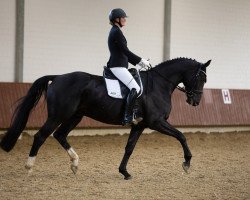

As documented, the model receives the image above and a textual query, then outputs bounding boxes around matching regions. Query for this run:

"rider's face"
[120,17,126,26]
[115,17,126,27]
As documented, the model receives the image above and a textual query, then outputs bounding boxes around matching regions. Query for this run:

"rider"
[107,8,151,125]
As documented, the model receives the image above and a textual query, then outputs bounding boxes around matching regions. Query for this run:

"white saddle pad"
[105,78,123,99]
[104,72,143,99]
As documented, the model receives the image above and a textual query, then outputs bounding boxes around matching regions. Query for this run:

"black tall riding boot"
[133,99,143,125]
[123,88,143,125]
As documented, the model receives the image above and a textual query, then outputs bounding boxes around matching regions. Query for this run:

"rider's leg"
[110,67,142,125]
[123,88,138,125]
[126,79,143,124]
[109,67,140,93]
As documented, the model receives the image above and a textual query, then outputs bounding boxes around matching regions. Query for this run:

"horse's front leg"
[152,120,192,173]
[119,124,145,180]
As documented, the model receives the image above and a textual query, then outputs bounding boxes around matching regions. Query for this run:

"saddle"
[103,67,143,99]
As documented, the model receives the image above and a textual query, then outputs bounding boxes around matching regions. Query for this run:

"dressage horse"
[0,58,211,180]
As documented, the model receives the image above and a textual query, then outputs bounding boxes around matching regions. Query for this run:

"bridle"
[184,68,207,98]
[147,65,207,97]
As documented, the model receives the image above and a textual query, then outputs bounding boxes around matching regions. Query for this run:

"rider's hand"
[137,58,151,70]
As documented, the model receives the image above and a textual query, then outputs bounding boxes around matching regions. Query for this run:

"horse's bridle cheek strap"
[186,69,206,96]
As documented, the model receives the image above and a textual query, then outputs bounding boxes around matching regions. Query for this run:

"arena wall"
[0,83,249,132]
[1,0,250,88]
[0,0,15,82]
[23,0,164,82]
[170,0,250,89]
[0,1,249,133]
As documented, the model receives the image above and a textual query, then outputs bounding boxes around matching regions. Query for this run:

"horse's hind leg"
[53,114,83,174]
[25,118,60,172]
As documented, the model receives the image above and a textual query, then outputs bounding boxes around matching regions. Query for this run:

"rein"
[147,67,186,93]
[145,65,206,96]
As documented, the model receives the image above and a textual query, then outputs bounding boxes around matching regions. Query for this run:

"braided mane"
[155,57,198,68]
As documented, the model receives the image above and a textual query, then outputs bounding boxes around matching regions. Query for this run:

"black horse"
[0,58,211,179]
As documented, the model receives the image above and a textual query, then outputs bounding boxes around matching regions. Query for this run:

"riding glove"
[137,58,151,70]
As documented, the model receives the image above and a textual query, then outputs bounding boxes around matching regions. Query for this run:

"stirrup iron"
[132,112,143,125]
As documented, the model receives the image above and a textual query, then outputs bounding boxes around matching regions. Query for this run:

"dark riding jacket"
[107,25,141,68]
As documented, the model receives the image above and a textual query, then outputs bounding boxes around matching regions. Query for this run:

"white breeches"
[110,67,140,94]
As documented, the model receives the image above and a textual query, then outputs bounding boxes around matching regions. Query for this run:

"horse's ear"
[204,60,211,67]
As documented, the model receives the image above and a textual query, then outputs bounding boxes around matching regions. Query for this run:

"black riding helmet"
[109,8,128,26]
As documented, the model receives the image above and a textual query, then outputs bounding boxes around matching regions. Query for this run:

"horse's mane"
[155,57,198,68]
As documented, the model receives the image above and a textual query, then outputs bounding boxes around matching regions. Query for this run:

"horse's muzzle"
[186,98,199,106]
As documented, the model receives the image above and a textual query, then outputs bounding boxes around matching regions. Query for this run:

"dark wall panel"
[0,83,249,129]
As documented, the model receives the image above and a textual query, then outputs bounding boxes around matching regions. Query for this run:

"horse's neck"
[153,62,186,91]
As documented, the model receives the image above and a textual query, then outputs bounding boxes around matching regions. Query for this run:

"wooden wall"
[0,83,249,129]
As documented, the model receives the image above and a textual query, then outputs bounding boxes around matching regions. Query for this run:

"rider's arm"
[114,30,141,66]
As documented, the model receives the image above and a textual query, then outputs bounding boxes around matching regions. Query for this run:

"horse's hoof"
[124,175,132,180]
[119,169,132,180]
[182,162,190,173]
[71,165,78,174]
[25,164,32,170]
[25,165,33,174]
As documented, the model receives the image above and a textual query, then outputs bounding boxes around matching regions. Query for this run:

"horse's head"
[183,60,211,106]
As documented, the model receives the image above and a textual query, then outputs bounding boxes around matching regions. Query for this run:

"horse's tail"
[0,75,57,152]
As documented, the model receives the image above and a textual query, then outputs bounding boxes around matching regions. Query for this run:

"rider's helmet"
[109,8,128,25]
